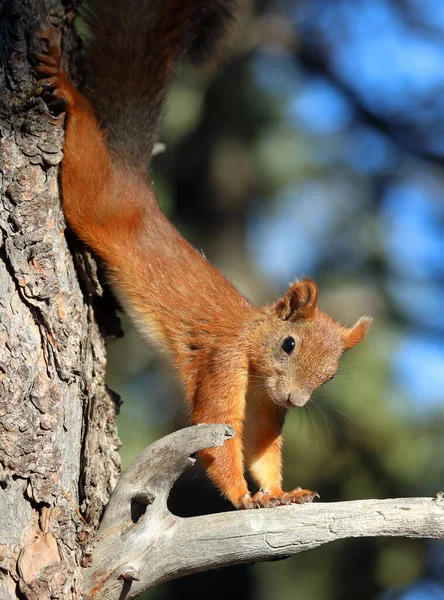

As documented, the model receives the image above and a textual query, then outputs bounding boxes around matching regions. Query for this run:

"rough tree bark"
[1,3,443,600]
[0,2,120,598]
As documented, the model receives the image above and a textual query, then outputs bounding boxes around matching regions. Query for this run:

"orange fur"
[35,22,371,509]
[245,393,285,494]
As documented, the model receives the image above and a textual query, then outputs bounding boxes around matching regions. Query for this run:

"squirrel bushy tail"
[81,0,236,168]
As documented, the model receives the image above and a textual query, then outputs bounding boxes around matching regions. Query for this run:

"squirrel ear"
[275,279,319,321]
[342,316,372,350]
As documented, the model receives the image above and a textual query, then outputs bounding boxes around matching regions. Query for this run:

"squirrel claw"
[33,52,58,69]
[250,491,286,509]
[239,488,320,509]
[237,494,257,510]
[40,78,57,88]
[283,488,320,505]
[33,34,82,114]
[35,77,58,94]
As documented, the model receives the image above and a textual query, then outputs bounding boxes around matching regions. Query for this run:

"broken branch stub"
[83,425,444,600]
[83,424,234,598]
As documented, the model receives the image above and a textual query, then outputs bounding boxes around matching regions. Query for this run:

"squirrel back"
[82,0,236,167]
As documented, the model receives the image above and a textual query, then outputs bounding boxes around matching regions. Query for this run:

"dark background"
[106,1,444,598]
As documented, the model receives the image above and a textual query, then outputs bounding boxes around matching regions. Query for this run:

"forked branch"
[83,424,444,600]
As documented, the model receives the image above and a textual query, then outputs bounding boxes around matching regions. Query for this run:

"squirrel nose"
[287,391,310,408]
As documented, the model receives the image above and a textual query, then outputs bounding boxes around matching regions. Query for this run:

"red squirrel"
[34,1,371,510]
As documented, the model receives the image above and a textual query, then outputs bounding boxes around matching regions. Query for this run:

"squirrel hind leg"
[33,31,84,114]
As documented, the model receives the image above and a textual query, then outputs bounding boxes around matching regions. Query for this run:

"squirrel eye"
[281,336,296,355]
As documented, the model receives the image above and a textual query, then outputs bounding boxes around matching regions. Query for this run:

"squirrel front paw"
[238,488,320,509]
[237,493,260,510]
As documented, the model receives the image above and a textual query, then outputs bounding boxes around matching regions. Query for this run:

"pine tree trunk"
[0,2,120,597]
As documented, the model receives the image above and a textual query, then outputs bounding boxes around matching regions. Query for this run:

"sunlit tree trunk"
[0,2,120,597]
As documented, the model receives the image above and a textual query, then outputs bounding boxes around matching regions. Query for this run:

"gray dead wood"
[84,423,444,600]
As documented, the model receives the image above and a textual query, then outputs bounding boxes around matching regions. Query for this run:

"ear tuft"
[275,279,319,321]
[342,316,372,350]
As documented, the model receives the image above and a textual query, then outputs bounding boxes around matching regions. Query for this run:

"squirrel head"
[249,279,372,409]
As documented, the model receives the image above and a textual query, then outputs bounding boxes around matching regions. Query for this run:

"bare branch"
[83,425,444,600]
